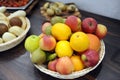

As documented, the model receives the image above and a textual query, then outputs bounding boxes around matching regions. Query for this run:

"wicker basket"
[0,18,30,52]
[33,40,105,79]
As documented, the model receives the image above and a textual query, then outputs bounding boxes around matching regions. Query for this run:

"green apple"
[24,35,40,52]
[31,48,46,64]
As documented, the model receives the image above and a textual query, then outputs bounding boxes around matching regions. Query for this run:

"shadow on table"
[0,40,26,61]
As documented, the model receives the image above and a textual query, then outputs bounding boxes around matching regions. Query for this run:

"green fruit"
[31,48,46,64]
[43,2,50,10]
[47,53,57,61]
[51,16,64,25]
[46,8,54,16]
[24,35,40,52]
[67,4,76,12]
[54,8,62,15]
[59,4,66,11]
[45,26,52,35]
[55,2,66,11]
[49,3,58,10]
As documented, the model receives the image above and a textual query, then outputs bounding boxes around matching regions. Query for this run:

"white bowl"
[0,18,30,52]
[33,40,105,79]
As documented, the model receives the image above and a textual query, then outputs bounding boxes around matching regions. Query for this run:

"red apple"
[65,15,82,32]
[48,59,58,71]
[81,49,99,67]
[41,22,52,34]
[39,34,56,51]
[95,24,107,39]
[82,17,97,33]
[56,56,74,75]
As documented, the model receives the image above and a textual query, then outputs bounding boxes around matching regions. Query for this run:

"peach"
[95,24,107,39]
[56,56,74,75]
[48,59,58,71]
[65,15,82,32]
[41,22,52,34]
[39,35,56,51]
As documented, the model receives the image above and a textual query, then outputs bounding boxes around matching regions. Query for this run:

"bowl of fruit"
[24,15,107,79]
[0,7,31,52]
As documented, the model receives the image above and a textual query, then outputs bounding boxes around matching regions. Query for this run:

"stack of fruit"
[0,6,28,44]
[40,2,81,20]
[24,15,107,75]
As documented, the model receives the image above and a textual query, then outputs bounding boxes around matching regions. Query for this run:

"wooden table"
[0,1,120,80]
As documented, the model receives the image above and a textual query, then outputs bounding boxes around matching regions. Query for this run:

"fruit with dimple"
[51,23,71,40]
[48,59,58,71]
[81,49,99,67]
[70,32,90,52]
[56,56,74,75]
[65,15,82,32]
[31,48,46,64]
[39,34,56,51]
[95,24,107,39]
[55,41,73,57]
[24,35,40,52]
[87,34,101,52]
[71,55,84,71]
[82,17,97,33]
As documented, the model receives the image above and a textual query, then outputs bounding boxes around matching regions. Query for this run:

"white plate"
[6,0,33,10]
[0,18,30,52]
[32,40,105,79]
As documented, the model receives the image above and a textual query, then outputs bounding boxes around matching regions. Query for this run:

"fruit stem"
[81,54,87,61]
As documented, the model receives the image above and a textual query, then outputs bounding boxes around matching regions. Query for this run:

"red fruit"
[65,15,81,32]
[82,17,97,33]
[56,56,74,75]
[48,59,58,71]
[41,22,52,33]
[95,24,107,39]
[81,49,99,67]
[39,35,56,51]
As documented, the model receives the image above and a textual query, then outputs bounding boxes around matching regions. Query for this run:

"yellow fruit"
[51,23,71,40]
[55,41,73,57]
[70,32,89,52]
[71,55,84,71]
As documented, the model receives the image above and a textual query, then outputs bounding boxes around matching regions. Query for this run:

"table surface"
[0,1,120,80]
